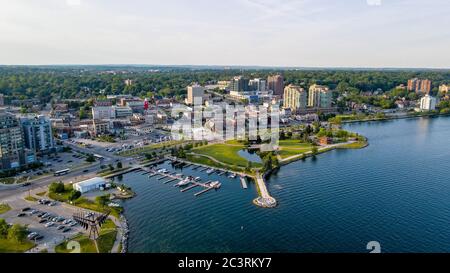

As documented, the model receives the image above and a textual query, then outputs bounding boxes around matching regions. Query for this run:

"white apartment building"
[420,94,437,111]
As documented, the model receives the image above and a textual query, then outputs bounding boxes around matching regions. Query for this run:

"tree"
[311,147,318,155]
[116,161,123,169]
[0,218,8,238]
[85,154,96,163]
[7,224,27,242]
[49,182,65,193]
[68,190,81,202]
[108,164,114,171]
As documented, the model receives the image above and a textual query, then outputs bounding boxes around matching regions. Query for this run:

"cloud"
[66,0,81,6]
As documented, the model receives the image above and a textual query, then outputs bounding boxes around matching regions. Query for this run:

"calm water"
[121,116,450,253]
[238,149,262,163]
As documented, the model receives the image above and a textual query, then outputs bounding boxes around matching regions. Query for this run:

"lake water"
[121,116,450,253]
[237,149,262,163]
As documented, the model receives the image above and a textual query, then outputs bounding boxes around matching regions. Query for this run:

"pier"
[143,167,221,196]
[240,177,248,189]
[252,172,277,208]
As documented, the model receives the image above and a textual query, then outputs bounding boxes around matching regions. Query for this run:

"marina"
[142,164,223,197]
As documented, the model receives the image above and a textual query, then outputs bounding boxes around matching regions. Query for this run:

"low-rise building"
[73,177,108,193]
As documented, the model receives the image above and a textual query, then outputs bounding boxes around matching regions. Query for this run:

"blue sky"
[0,0,449,67]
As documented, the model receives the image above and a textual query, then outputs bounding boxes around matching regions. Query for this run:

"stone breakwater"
[119,214,129,253]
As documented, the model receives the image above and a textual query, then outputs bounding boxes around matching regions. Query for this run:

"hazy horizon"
[1,0,449,68]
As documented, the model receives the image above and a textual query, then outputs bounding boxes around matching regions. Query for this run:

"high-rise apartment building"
[283,85,307,112]
[308,84,332,108]
[0,94,4,106]
[230,76,250,92]
[249,78,267,92]
[0,112,26,169]
[20,115,55,154]
[186,85,205,105]
[267,75,284,96]
[407,78,432,94]
[420,94,437,111]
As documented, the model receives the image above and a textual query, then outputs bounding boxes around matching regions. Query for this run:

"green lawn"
[55,220,117,253]
[0,238,35,253]
[277,140,314,159]
[0,203,11,214]
[117,140,185,156]
[192,143,262,168]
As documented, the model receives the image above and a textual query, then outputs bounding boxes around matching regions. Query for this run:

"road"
[0,141,135,201]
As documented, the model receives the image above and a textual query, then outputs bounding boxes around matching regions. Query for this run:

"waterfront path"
[253,171,277,208]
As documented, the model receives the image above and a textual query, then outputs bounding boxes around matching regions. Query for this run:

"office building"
[0,94,4,106]
[283,85,307,112]
[267,75,284,96]
[20,115,55,154]
[308,84,332,108]
[92,106,116,120]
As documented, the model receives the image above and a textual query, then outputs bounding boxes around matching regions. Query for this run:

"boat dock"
[143,167,221,196]
[240,176,248,189]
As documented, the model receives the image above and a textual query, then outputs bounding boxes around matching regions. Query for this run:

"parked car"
[35,235,44,241]
[63,227,71,233]
[22,207,31,212]
[45,222,54,228]
[39,219,47,224]
[57,225,65,230]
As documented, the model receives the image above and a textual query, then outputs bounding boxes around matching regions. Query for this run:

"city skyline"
[0,0,449,68]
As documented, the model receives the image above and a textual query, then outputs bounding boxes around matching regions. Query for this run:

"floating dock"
[240,177,248,189]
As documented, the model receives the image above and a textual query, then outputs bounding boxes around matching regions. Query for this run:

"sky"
[0,0,449,68]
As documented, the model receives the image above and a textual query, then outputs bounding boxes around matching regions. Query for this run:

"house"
[319,136,332,146]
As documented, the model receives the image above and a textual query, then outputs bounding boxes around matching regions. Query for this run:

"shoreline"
[340,111,450,124]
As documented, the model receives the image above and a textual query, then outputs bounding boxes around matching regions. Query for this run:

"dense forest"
[0,66,449,104]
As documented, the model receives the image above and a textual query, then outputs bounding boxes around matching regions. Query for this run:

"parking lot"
[11,151,90,185]
[1,194,86,252]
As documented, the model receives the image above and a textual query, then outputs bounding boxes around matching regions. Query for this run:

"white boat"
[228,173,236,179]
[210,181,221,188]
[206,169,215,174]
[157,168,168,173]
[176,178,191,187]
[194,177,201,181]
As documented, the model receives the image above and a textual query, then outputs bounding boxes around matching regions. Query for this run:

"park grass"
[55,234,97,253]
[277,140,314,159]
[185,154,255,175]
[24,196,38,202]
[337,141,368,149]
[73,197,122,218]
[55,220,117,253]
[0,177,15,184]
[192,143,262,168]
[0,203,11,214]
[0,238,35,253]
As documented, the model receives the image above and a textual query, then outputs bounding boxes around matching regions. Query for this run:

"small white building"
[73,177,107,193]
[420,95,437,111]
